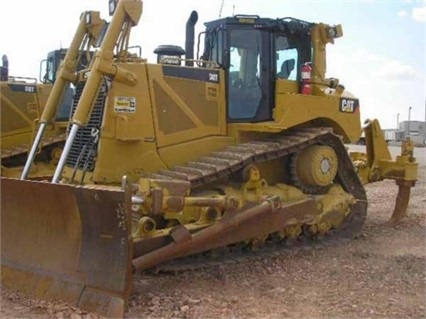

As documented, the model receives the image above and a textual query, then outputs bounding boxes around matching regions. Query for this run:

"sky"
[1,0,425,129]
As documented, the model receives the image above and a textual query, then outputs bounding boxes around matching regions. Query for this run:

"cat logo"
[339,98,359,113]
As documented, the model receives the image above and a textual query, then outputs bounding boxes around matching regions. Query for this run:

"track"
[135,127,368,274]
[1,134,65,168]
[147,231,348,275]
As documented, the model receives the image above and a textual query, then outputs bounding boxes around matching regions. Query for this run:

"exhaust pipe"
[1,54,8,81]
[185,10,198,66]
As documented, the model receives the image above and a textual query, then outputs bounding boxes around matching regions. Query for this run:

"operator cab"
[201,15,313,122]
[41,49,93,84]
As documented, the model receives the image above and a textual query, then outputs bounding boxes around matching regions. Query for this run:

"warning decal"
[114,96,136,113]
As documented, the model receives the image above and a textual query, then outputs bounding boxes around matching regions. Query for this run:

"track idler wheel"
[291,145,338,193]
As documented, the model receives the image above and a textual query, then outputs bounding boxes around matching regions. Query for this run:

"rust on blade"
[0,177,133,318]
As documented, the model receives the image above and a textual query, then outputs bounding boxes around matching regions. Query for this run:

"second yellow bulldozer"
[1,1,418,318]
[0,16,105,179]
[0,51,71,178]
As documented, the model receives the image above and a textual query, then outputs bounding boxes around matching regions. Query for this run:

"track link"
[148,235,353,275]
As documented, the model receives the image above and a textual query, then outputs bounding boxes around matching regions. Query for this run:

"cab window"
[275,35,298,81]
[45,57,56,83]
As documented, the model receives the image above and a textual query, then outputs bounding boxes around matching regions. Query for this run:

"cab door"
[227,27,273,122]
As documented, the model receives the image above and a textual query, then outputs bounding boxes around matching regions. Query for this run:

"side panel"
[91,63,167,183]
[75,63,230,182]
[0,81,61,146]
[0,82,41,145]
[274,91,362,143]
[147,64,227,149]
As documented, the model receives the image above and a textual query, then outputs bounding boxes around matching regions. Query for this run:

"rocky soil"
[1,145,425,319]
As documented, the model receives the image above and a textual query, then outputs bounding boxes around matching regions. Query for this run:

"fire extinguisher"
[300,62,312,95]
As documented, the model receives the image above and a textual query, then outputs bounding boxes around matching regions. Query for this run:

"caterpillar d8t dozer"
[1,0,418,317]
[0,51,70,178]
[0,15,105,179]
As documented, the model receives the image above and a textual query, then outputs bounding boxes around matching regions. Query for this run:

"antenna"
[232,4,235,16]
[219,0,224,18]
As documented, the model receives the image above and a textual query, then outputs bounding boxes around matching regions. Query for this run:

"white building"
[397,121,426,145]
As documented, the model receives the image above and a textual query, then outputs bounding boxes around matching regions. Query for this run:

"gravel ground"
[1,145,425,319]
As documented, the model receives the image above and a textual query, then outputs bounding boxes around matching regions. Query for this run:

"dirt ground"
[1,145,425,319]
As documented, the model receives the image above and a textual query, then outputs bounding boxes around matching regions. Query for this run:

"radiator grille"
[66,81,107,172]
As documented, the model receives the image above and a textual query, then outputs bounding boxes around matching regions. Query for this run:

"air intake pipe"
[185,10,198,66]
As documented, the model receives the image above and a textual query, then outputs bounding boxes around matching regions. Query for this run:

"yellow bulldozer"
[0,50,72,178]
[1,1,418,317]
[1,34,101,178]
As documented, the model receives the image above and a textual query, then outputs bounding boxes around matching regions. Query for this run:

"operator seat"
[277,58,295,80]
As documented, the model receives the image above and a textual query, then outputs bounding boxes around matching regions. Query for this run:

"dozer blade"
[389,179,415,225]
[0,177,133,318]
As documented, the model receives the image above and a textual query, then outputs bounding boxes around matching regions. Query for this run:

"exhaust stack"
[185,10,198,66]
[1,54,8,81]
